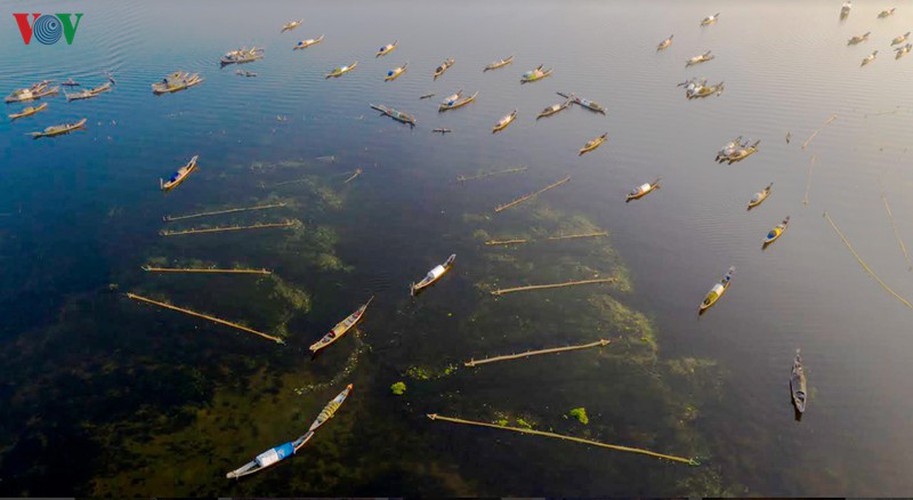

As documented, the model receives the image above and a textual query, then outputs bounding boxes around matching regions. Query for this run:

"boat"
[520,64,552,83]
[700,12,720,26]
[790,350,807,414]
[537,99,570,119]
[433,58,455,80]
[557,92,607,114]
[281,19,303,33]
[626,177,661,202]
[578,133,608,156]
[308,384,354,432]
[679,78,725,99]
[376,40,398,57]
[699,266,734,314]
[747,182,773,210]
[325,62,358,79]
[878,7,896,18]
[160,155,199,191]
[484,55,514,72]
[235,70,258,77]
[65,81,112,101]
[226,431,315,479]
[309,297,373,353]
[896,43,912,59]
[720,139,760,164]
[433,128,452,134]
[657,34,674,51]
[30,118,87,138]
[411,254,456,296]
[220,47,264,66]
[385,63,408,82]
[685,50,714,67]
[840,0,852,19]
[492,110,517,133]
[369,104,416,127]
[861,50,878,67]
[152,72,204,95]
[715,136,742,161]
[8,102,48,120]
[419,93,436,100]
[763,216,790,247]
[61,78,80,87]
[5,82,59,103]
[847,32,870,45]
[294,35,324,50]
[438,90,478,111]
[892,32,910,45]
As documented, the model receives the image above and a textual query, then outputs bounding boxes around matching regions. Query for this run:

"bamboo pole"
[882,193,912,271]
[495,176,571,213]
[802,155,816,206]
[426,414,699,466]
[344,168,363,184]
[491,277,615,296]
[823,212,913,309]
[160,220,297,237]
[126,293,285,343]
[484,238,530,246]
[141,266,272,275]
[162,203,286,222]
[801,114,837,150]
[464,339,611,367]
[457,166,527,183]
[546,231,608,241]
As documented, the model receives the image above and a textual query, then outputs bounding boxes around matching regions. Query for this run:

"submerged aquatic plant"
[568,407,589,425]
[390,381,407,396]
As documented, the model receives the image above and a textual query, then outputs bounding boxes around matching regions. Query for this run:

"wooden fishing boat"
[236,70,258,77]
[439,90,478,111]
[521,64,552,83]
[433,58,455,80]
[892,32,910,45]
[763,216,790,247]
[376,40,398,57]
[30,118,87,138]
[715,136,742,161]
[878,7,896,18]
[160,155,199,191]
[325,62,358,79]
[5,82,59,103]
[557,92,607,114]
[790,350,807,414]
[226,431,315,479]
[61,78,80,87]
[65,82,112,101]
[840,0,852,19]
[537,100,570,119]
[433,128,452,134]
[281,19,303,33]
[152,72,204,95]
[723,140,760,164]
[747,182,773,210]
[699,266,734,314]
[847,32,870,45]
[484,55,514,72]
[578,133,608,156]
[370,104,416,127]
[657,34,674,51]
[8,102,48,120]
[492,110,517,133]
[411,254,456,296]
[220,47,264,66]
[626,177,661,202]
[308,384,354,432]
[686,50,714,67]
[309,297,373,353]
[385,63,408,82]
[689,81,725,99]
[419,93,436,100]
[700,12,720,26]
[861,50,878,67]
[896,43,912,59]
[294,35,324,50]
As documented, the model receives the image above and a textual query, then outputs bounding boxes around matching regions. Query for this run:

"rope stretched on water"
[162,202,287,222]
[881,193,912,271]
[160,220,298,236]
[484,231,607,247]
[141,266,272,275]
[426,414,700,466]
[494,176,571,213]
[802,155,816,206]
[823,212,913,309]
[457,166,527,183]
[491,277,615,296]
[801,114,837,150]
[464,339,611,367]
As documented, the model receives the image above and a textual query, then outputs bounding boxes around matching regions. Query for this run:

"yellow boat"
[657,34,673,51]
[433,58,455,80]
[748,182,773,210]
[5,82,59,103]
[699,266,734,314]
[294,35,324,50]
[484,55,513,72]
[326,61,358,79]
[578,133,608,156]
[376,40,398,57]
[520,64,552,83]
[439,90,478,111]
[626,177,661,202]
[30,118,87,138]
[537,100,570,119]
[281,19,303,33]
[492,110,517,133]
[309,297,374,353]
[152,72,203,95]
[763,216,790,248]
[160,155,199,191]
[385,63,408,82]
[9,102,48,120]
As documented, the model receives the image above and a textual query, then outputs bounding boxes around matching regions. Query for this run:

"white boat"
[411,254,456,295]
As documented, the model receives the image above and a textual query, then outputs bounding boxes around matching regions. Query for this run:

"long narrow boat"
[30,118,87,139]
[537,99,570,119]
[840,0,851,19]
[160,155,199,191]
[9,102,48,120]
[433,58,455,80]
[847,32,870,45]
[790,350,807,414]
[308,384,354,432]
[5,83,59,103]
[385,63,408,82]
[65,82,112,101]
[521,64,552,83]
[686,50,714,67]
[325,61,358,79]
[370,104,416,127]
[294,35,325,50]
[699,266,734,314]
[152,72,204,95]
[492,110,517,133]
[438,90,478,111]
[309,297,374,353]
[557,92,607,114]
[747,182,773,210]
[578,133,608,156]
[892,32,910,45]
[878,7,896,18]
[626,177,661,202]
[61,78,80,87]
[723,140,760,164]
[763,216,790,247]
[896,43,912,59]
[376,40,398,57]
[411,254,456,296]
[220,47,264,66]
[281,19,304,33]
[484,55,514,72]
[657,34,674,51]
[861,50,878,67]
[700,12,720,26]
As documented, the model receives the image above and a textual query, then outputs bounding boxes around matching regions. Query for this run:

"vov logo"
[13,13,83,45]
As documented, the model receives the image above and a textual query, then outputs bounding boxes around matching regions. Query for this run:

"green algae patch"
[568,407,589,425]
[390,381,407,396]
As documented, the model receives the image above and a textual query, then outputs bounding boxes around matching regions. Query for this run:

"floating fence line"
[494,176,571,213]
[823,211,913,309]
[344,168,363,184]
[484,238,530,246]
[464,339,611,367]
[125,292,285,343]
[802,155,816,206]
[162,202,287,223]
[491,277,615,296]
[801,114,837,150]
[160,219,298,237]
[881,193,912,271]
[426,414,699,466]
[141,266,272,275]
[484,231,607,247]
[457,166,527,183]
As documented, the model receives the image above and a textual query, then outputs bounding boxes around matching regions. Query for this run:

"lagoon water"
[3,0,913,496]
